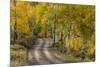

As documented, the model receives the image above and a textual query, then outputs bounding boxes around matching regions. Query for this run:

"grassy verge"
[10,44,28,67]
[49,46,94,63]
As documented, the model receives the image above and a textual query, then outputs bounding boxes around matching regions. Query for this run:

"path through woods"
[28,38,73,65]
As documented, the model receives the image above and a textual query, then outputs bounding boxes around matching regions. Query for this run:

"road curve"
[29,38,67,65]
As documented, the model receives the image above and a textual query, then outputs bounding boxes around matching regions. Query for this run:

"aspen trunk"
[67,23,73,53]
[53,14,56,47]
[81,36,86,61]
[14,0,17,42]
[50,26,53,39]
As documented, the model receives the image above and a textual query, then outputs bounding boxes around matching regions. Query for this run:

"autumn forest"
[10,0,95,66]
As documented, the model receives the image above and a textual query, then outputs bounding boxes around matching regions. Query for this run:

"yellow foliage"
[65,35,82,50]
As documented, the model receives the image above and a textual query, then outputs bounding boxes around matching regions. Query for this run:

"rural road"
[28,38,69,65]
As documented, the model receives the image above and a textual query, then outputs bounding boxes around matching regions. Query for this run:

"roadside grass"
[49,46,94,63]
[10,44,28,67]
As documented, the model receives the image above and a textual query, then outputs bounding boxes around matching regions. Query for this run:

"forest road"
[29,38,70,65]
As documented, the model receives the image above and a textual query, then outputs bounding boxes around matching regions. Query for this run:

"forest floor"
[28,38,81,65]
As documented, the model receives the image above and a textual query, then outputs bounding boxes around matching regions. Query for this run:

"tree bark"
[29,20,34,37]
[61,30,64,53]
[45,22,47,38]
[60,24,62,41]
[50,26,53,39]
[13,0,17,42]
[81,36,86,61]
[67,23,73,53]
[53,13,56,47]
